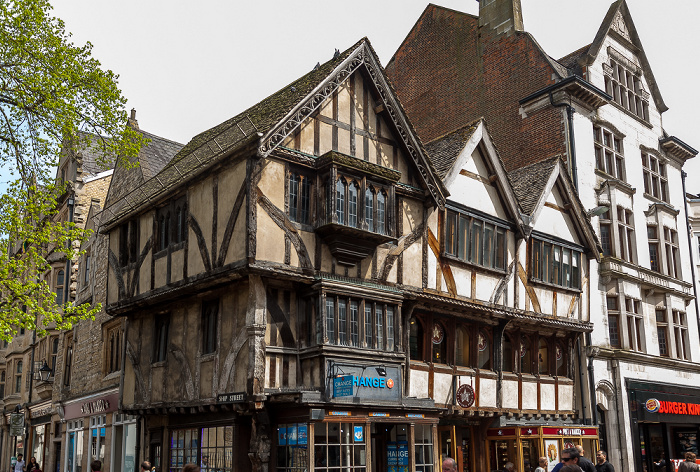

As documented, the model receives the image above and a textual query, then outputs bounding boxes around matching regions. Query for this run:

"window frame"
[607,296,621,348]
[593,124,626,180]
[444,205,509,272]
[604,58,650,121]
[288,168,313,226]
[322,294,397,352]
[672,310,689,360]
[201,299,219,355]
[64,334,73,387]
[155,196,187,255]
[119,219,140,266]
[642,152,669,202]
[664,227,681,279]
[656,309,669,357]
[624,298,644,352]
[153,314,170,364]
[530,234,583,290]
[105,324,123,374]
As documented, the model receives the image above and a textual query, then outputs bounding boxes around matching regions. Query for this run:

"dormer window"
[444,207,507,271]
[531,236,582,290]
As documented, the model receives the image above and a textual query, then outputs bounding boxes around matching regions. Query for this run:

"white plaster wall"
[434,372,453,404]
[533,188,581,245]
[522,380,538,410]
[502,379,519,409]
[479,377,497,408]
[409,369,429,398]
[541,383,556,410]
[558,383,574,410]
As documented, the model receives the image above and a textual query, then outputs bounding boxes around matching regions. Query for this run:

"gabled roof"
[574,0,667,113]
[425,119,524,235]
[102,38,447,229]
[508,157,601,259]
[73,131,115,176]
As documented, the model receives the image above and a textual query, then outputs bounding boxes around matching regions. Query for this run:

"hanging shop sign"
[456,384,475,408]
[9,413,24,436]
[333,375,354,398]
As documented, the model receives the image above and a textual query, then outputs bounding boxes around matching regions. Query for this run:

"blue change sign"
[333,375,354,397]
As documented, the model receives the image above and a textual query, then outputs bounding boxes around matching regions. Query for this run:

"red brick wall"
[386,5,568,171]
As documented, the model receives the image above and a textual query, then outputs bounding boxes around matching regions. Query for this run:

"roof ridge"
[426,117,484,145]
[139,129,185,147]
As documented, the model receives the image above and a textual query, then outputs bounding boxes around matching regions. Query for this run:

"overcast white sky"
[50,0,700,192]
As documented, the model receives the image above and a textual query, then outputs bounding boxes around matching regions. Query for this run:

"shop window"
[119,219,139,266]
[625,298,644,352]
[414,424,434,472]
[106,325,123,373]
[112,414,136,472]
[31,424,46,471]
[66,420,84,472]
[607,296,621,348]
[324,296,395,351]
[593,125,626,180]
[64,335,73,387]
[0,370,4,398]
[200,425,234,472]
[617,207,635,263]
[519,336,533,374]
[445,209,507,271]
[502,335,513,373]
[55,269,65,305]
[313,422,365,471]
[531,239,582,289]
[664,227,681,279]
[90,415,106,464]
[455,326,470,367]
[555,343,566,377]
[153,315,169,363]
[431,322,447,364]
[170,428,199,472]
[409,317,424,361]
[673,310,689,360]
[538,338,549,375]
[642,153,668,202]
[656,309,669,357]
[648,225,660,272]
[477,330,491,370]
[276,423,309,471]
[599,210,612,256]
[201,299,218,355]
[14,360,21,393]
[288,170,312,225]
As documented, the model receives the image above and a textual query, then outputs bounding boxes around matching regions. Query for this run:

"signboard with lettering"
[64,393,119,420]
[9,413,23,437]
[326,362,402,402]
[216,392,247,404]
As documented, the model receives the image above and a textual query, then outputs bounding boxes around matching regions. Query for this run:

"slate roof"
[507,156,559,216]
[74,131,114,176]
[424,120,481,179]
[557,44,591,76]
[103,129,184,212]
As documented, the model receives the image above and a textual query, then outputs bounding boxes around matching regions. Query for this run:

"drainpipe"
[549,92,578,190]
[586,333,598,426]
[576,337,588,424]
[681,171,700,342]
[64,194,75,304]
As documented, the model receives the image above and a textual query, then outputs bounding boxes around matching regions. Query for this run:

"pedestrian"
[535,456,547,472]
[141,462,153,472]
[595,450,614,472]
[502,462,515,472]
[90,460,101,472]
[576,445,596,472]
[182,465,200,472]
[442,457,457,472]
[561,466,583,472]
[26,458,39,472]
[14,454,25,472]
[678,452,699,472]
[553,447,580,472]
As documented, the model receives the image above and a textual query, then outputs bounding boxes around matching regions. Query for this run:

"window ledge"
[594,170,636,196]
[642,192,670,206]
[529,278,582,294]
[607,101,653,128]
[442,253,507,276]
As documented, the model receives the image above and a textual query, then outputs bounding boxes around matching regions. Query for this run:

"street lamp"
[38,361,53,382]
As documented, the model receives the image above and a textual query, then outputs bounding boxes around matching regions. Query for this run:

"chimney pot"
[130,108,136,120]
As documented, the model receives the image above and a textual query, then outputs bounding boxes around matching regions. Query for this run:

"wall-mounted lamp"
[39,361,53,382]
[375,366,387,377]
[586,205,609,217]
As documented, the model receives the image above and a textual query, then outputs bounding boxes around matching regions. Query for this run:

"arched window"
[502,335,513,372]
[335,179,346,224]
[538,338,549,375]
[377,192,386,235]
[348,183,358,228]
[432,322,447,364]
[409,317,423,361]
[477,329,491,370]
[556,343,566,377]
[520,336,532,374]
[55,269,65,305]
[456,326,470,367]
[365,188,374,232]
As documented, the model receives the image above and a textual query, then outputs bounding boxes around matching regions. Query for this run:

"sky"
[50,0,700,192]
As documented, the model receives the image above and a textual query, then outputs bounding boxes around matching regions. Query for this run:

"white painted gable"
[532,185,581,246]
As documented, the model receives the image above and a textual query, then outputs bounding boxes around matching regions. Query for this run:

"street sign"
[216,392,247,404]
[9,413,24,437]
[333,375,354,397]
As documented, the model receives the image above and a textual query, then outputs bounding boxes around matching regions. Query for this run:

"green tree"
[0,0,145,339]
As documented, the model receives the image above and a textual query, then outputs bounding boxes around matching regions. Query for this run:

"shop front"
[629,380,700,472]
[28,401,53,470]
[485,425,599,472]
[272,361,439,471]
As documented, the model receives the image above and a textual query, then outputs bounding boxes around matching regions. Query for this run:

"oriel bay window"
[327,174,392,236]
[445,207,507,271]
[530,236,582,290]
[324,295,396,351]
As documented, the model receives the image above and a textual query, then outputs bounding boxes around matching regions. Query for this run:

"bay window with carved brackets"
[314,151,398,265]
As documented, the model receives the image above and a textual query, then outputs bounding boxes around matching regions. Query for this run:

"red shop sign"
[541,427,597,436]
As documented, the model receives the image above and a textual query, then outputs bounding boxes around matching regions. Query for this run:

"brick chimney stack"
[477,0,524,37]
[128,108,139,130]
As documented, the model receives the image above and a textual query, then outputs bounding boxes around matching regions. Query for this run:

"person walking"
[26,458,39,472]
[442,457,457,472]
[552,447,580,472]
[14,454,25,472]
[595,450,614,472]
[678,452,700,472]
[576,446,596,472]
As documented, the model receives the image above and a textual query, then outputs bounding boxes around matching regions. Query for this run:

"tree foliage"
[0,0,145,339]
